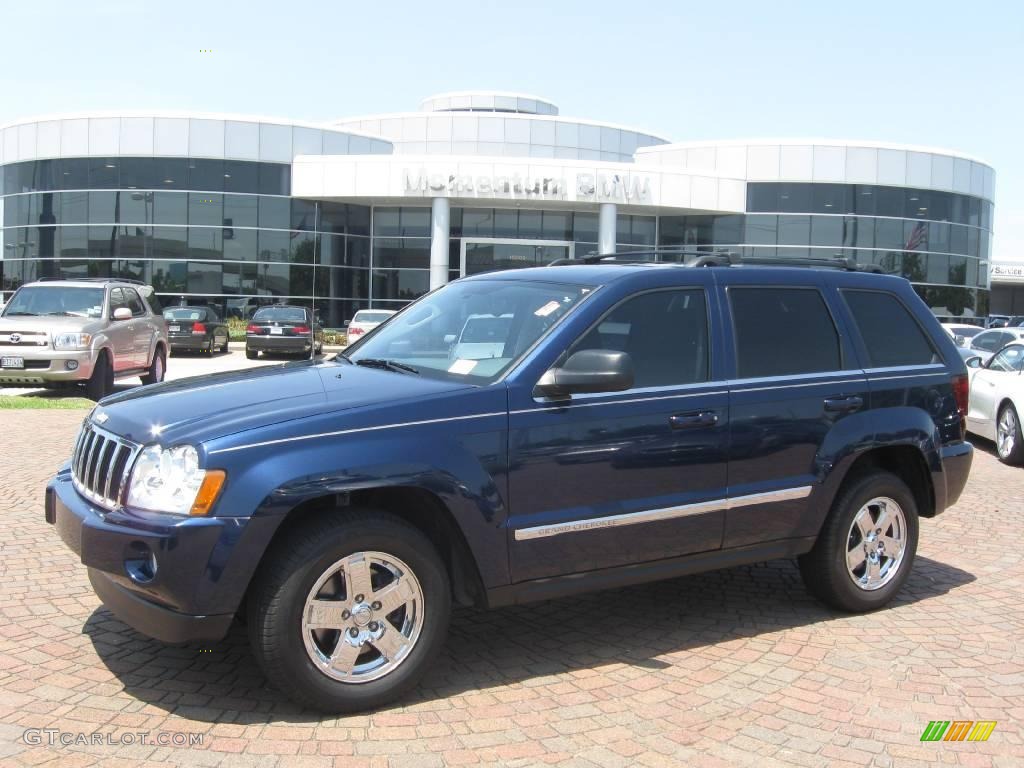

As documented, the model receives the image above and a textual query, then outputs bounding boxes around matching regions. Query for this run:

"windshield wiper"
[3,311,37,316]
[42,311,75,316]
[354,358,420,375]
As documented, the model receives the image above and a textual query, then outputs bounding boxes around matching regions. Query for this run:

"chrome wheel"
[845,496,907,591]
[154,353,164,382]
[301,551,424,684]
[997,407,1017,459]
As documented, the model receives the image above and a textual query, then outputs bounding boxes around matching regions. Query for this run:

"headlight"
[52,332,92,350]
[126,444,225,516]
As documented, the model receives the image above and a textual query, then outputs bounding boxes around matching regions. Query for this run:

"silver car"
[0,278,168,400]
[966,327,1024,365]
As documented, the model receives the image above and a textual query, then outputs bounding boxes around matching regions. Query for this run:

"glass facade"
[658,182,994,320]
[0,158,372,326]
[0,161,993,324]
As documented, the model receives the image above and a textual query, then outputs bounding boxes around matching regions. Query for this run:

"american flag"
[904,221,928,252]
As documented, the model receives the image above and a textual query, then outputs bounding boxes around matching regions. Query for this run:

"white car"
[941,322,985,347]
[965,327,1024,365]
[966,341,1024,464]
[450,314,513,360]
[345,309,396,343]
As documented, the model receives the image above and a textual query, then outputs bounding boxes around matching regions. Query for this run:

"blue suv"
[46,258,973,712]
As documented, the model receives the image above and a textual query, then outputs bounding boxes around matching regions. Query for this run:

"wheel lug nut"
[371,601,381,610]
[349,628,359,638]
[354,594,364,603]
[341,610,351,620]
[368,621,379,631]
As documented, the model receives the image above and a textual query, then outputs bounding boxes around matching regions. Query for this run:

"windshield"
[253,307,307,323]
[164,308,209,321]
[2,286,105,318]
[344,279,592,382]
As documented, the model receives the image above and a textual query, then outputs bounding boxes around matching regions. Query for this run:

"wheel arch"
[835,445,935,519]
[242,485,489,613]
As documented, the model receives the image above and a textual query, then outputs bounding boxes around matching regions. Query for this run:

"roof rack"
[32,276,149,285]
[548,250,886,274]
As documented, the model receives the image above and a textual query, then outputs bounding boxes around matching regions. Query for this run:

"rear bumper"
[168,335,212,351]
[938,441,973,512]
[246,335,312,353]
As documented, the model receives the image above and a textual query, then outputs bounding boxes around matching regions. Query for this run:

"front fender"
[197,407,509,613]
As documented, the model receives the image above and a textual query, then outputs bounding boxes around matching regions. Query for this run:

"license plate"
[1,357,25,369]
[270,327,283,335]
[168,324,180,332]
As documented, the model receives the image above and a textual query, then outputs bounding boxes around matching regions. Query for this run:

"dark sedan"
[163,307,230,355]
[246,305,323,359]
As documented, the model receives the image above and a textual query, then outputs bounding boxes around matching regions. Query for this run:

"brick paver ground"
[0,409,1021,768]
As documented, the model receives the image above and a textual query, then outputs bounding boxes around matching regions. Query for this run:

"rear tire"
[84,351,113,401]
[141,346,165,385]
[798,471,918,613]
[996,403,1024,465]
[220,334,230,354]
[248,509,451,713]
[246,348,258,360]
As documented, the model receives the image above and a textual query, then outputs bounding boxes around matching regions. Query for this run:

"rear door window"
[842,290,939,367]
[729,287,841,378]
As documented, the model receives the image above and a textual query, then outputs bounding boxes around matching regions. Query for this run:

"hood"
[0,315,107,336]
[92,358,475,447]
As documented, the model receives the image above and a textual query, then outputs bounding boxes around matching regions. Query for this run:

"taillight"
[292,325,310,334]
[348,327,363,336]
[952,373,969,438]
[192,322,206,334]
[246,324,259,334]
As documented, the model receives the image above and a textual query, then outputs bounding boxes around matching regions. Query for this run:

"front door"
[460,239,574,277]
[507,276,730,583]
[968,344,1024,436]
[105,288,135,372]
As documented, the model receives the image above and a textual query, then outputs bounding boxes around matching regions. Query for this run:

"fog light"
[65,360,79,371]
[125,542,157,583]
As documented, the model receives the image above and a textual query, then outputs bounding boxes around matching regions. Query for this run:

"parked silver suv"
[0,278,168,400]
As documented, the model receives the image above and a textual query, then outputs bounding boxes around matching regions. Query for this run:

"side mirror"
[966,356,983,369]
[534,349,634,399]
[443,334,457,344]
[953,334,965,347]
[112,307,132,321]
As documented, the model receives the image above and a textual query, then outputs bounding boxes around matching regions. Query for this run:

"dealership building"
[0,91,997,326]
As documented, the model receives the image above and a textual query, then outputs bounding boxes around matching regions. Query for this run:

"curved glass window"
[747,182,989,228]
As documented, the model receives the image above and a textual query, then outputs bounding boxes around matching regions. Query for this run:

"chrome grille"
[71,421,141,509]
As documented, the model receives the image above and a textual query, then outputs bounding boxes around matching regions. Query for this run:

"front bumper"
[0,349,94,384]
[46,468,249,643]
[246,335,311,353]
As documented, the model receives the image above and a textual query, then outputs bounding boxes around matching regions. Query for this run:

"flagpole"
[310,202,319,360]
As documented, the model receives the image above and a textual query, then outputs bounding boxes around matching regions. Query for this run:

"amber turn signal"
[190,470,226,516]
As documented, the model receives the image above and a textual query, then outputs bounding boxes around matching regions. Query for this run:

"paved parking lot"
[0,409,1022,768]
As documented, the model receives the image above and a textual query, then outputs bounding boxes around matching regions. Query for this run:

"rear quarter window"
[842,290,939,367]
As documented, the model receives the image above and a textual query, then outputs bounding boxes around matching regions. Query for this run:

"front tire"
[248,509,451,713]
[996,403,1024,465]
[84,351,113,401]
[798,471,918,612]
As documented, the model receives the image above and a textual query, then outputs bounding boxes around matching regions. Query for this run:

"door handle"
[669,411,718,429]
[823,395,864,413]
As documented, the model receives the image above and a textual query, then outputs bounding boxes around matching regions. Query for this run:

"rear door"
[719,271,870,547]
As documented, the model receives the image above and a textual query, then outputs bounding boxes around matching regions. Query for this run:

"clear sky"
[1,0,1020,262]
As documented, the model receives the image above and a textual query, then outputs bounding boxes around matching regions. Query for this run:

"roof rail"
[32,276,149,285]
[546,250,887,274]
